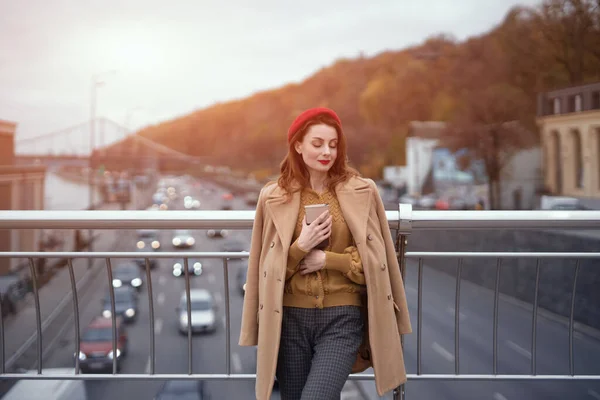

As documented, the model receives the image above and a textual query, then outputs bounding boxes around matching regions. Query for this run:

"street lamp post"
[88,70,115,269]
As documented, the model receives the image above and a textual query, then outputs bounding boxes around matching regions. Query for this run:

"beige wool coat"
[239,176,412,399]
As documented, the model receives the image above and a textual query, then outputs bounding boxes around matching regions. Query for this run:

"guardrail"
[0,208,599,400]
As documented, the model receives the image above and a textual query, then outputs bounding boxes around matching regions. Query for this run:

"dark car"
[102,287,139,323]
[112,263,144,291]
[135,229,160,269]
[154,380,210,400]
[77,316,128,373]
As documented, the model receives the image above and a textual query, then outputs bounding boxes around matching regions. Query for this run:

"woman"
[239,107,411,400]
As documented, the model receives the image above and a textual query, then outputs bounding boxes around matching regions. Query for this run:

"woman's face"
[294,123,338,175]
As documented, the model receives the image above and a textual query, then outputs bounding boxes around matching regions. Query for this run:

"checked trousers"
[276,305,364,400]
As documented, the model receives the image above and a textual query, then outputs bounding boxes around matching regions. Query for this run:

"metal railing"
[1,208,600,400]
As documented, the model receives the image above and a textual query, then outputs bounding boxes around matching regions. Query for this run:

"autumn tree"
[532,0,600,85]
[442,83,538,209]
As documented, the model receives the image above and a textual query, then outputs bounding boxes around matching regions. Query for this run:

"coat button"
[270,241,275,248]
[263,271,267,278]
[260,304,263,310]
[381,263,386,271]
[367,234,373,241]
[387,294,391,300]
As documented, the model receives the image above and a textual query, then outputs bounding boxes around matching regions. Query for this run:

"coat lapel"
[265,187,300,248]
[335,177,371,246]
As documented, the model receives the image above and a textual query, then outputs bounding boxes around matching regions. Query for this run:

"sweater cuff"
[325,251,352,274]
[289,240,309,265]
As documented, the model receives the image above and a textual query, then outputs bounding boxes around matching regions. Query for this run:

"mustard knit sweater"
[282,187,366,309]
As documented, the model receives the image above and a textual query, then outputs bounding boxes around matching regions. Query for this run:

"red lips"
[318,160,331,165]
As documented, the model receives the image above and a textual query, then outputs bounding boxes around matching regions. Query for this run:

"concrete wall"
[408,229,600,330]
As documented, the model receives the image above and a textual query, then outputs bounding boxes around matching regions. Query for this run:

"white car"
[176,289,216,334]
[172,259,203,277]
[172,230,195,248]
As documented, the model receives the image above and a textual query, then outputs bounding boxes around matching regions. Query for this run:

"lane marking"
[506,340,532,359]
[588,389,600,400]
[222,316,226,330]
[493,392,508,400]
[158,276,166,286]
[154,318,163,335]
[157,293,165,305]
[447,306,467,321]
[214,292,222,305]
[405,286,417,295]
[144,356,151,374]
[232,352,242,373]
[207,274,216,284]
[431,342,455,362]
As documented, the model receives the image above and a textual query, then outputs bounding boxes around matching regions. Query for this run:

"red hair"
[277,114,359,200]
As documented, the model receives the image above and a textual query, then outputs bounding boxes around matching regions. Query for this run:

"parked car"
[112,262,144,291]
[176,289,217,334]
[172,258,203,277]
[172,229,196,248]
[154,380,210,400]
[102,287,138,323]
[77,316,128,373]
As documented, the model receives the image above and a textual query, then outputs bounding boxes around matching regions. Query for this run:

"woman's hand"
[297,210,332,252]
[299,250,326,275]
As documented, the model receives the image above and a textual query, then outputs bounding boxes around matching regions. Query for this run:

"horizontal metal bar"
[3,251,599,259]
[0,210,599,230]
[2,373,598,381]
[0,252,249,259]
[406,252,600,258]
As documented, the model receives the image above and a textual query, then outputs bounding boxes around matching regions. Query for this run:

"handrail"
[1,209,599,230]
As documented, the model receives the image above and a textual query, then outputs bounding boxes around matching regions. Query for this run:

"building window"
[572,130,584,189]
[553,98,561,114]
[552,131,562,194]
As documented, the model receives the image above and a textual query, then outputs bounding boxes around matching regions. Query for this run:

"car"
[221,192,234,210]
[137,229,161,249]
[172,229,196,248]
[112,262,144,291]
[135,229,160,269]
[76,316,128,373]
[206,228,228,238]
[102,287,139,323]
[154,380,210,400]
[172,258,203,277]
[176,289,217,334]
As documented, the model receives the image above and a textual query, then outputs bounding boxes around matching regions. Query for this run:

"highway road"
[3,175,599,399]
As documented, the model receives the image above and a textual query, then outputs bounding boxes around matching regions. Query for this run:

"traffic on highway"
[1,174,599,400]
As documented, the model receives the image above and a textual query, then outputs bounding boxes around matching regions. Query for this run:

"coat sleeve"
[238,185,268,346]
[369,179,412,335]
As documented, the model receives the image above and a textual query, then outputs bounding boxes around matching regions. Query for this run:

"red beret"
[287,107,342,143]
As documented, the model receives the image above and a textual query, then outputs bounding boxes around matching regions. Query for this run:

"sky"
[1,0,541,152]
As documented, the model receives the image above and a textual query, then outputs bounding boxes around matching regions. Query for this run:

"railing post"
[394,203,412,400]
